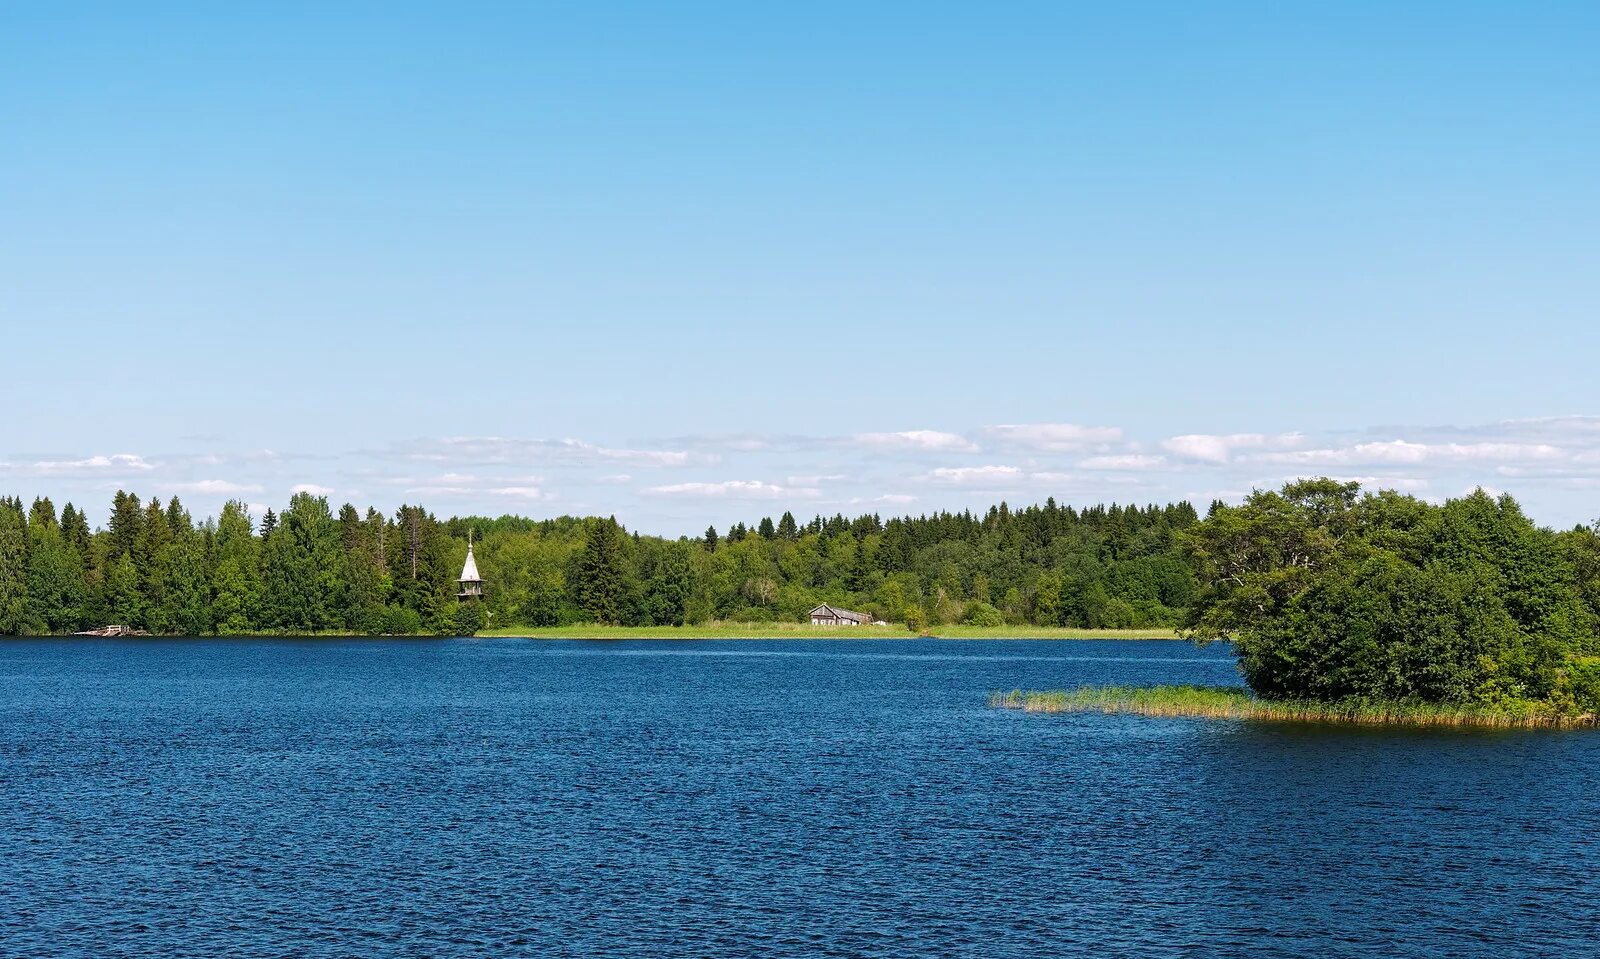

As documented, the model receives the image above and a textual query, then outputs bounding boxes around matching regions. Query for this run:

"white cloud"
[1079,454,1167,470]
[598,473,633,484]
[644,480,820,499]
[399,472,550,500]
[854,430,978,453]
[410,436,692,467]
[174,479,264,495]
[487,486,550,500]
[984,423,1123,451]
[1162,433,1301,463]
[291,483,335,496]
[926,465,1024,485]
[787,473,847,486]
[21,453,155,475]
[1253,440,1567,467]
[875,493,918,504]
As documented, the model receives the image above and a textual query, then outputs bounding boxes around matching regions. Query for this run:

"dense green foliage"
[1185,479,1600,715]
[11,475,1599,722]
[0,491,1200,635]
[453,498,1200,631]
[0,493,478,636]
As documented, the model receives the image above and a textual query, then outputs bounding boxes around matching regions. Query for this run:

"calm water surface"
[2,638,1597,957]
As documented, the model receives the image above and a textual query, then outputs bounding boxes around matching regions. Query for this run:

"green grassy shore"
[991,685,1599,729]
[477,622,1179,640]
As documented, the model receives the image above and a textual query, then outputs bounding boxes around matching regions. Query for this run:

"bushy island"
[996,479,1600,728]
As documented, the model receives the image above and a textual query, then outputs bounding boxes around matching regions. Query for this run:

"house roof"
[811,603,868,622]
[459,543,482,583]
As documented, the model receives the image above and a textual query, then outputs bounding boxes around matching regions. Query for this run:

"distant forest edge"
[10,478,1598,717]
[0,490,1204,637]
[2,481,1599,696]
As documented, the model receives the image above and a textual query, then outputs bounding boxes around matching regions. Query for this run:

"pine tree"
[777,511,797,540]
[29,497,58,531]
[337,503,385,632]
[389,505,450,631]
[702,525,719,552]
[757,517,776,540]
[26,519,86,633]
[210,501,261,634]
[261,493,340,632]
[60,503,92,555]
[0,498,30,633]
[108,490,143,561]
[166,496,193,537]
[136,499,174,631]
[643,541,691,626]
[106,553,143,627]
[165,530,211,635]
[574,517,626,623]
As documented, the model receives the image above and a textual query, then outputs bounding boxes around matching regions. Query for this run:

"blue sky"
[4,2,1599,532]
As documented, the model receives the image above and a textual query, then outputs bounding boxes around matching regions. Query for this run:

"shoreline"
[992,686,1599,729]
[5,625,1183,641]
[475,624,1181,640]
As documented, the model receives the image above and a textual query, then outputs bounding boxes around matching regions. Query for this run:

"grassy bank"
[991,685,1599,729]
[477,622,1179,640]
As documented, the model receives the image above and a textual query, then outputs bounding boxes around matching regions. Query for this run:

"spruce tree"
[210,501,261,634]
[108,490,143,561]
[106,553,143,627]
[574,517,626,623]
[26,520,86,633]
[0,499,30,634]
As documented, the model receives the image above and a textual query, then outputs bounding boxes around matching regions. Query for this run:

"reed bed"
[989,686,1598,729]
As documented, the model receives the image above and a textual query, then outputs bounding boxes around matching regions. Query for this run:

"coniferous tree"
[105,553,143,627]
[108,490,143,561]
[337,503,386,632]
[210,501,261,633]
[703,525,719,552]
[389,504,451,631]
[574,517,626,623]
[261,493,340,632]
[0,498,30,634]
[165,529,211,636]
[643,541,692,626]
[26,517,86,633]
[60,503,92,555]
[777,511,798,540]
[136,499,174,632]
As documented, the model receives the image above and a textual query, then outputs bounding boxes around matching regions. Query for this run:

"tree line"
[0,490,1202,635]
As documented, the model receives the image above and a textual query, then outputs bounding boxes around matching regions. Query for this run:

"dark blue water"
[2,638,1597,958]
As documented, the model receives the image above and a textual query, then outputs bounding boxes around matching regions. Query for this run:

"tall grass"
[989,686,1599,729]
[476,622,1178,640]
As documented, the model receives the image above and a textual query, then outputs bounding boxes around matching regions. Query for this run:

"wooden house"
[810,604,871,627]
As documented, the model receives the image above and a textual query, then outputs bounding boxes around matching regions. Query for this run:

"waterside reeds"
[989,686,1599,729]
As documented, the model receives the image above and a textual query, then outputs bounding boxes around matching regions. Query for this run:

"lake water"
[2,638,1597,957]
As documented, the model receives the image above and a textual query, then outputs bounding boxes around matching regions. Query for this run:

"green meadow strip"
[990,686,1600,729]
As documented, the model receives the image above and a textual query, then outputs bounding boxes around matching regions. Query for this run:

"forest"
[0,490,1201,636]
[8,478,1600,717]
